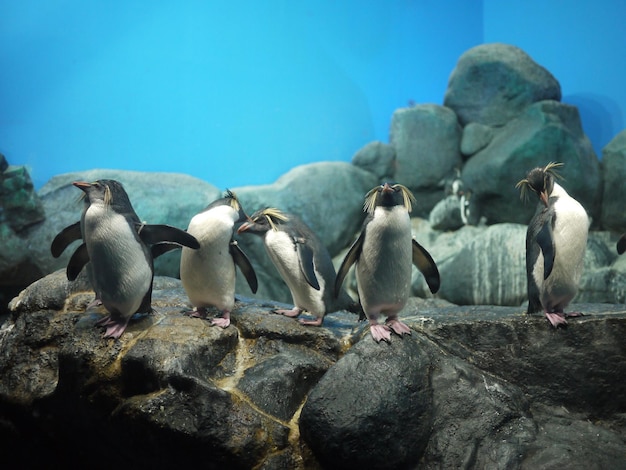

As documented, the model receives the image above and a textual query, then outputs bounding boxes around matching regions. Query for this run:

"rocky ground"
[1,274,626,469]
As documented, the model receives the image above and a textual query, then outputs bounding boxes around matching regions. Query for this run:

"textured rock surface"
[2,273,626,469]
[351,140,396,182]
[0,159,45,233]
[461,101,601,225]
[444,43,561,127]
[600,129,626,231]
[410,219,624,307]
[389,104,462,215]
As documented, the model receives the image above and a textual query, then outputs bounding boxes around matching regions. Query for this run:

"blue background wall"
[1,0,624,190]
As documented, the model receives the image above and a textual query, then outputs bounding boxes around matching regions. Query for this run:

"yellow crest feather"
[363,183,415,214]
[515,161,564,201]
[257,207,289,231]
[225,189,240,212]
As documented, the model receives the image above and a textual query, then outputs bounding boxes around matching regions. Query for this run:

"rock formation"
[2,274,626,468]
[2,42,626,468]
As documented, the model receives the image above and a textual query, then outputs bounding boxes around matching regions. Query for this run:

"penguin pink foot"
[299,316,323,326]
[211,311,231,328]
[545,310,584,327]
[386,318,412,336]
[96,315,131,339]
[273,307,302,318]
[370,322,392,343]
[186,307,209,319]
[545,312,568,327]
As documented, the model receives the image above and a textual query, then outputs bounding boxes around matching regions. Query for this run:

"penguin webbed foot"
[386,318,412,337]
[545,310,584,328]
[96,315,130,339]
[299,316,324,326]
[272,307,301,318]
[369,323,392,343]
[545,312,568,328]
[211,312,231,328]
[185,307,208,319]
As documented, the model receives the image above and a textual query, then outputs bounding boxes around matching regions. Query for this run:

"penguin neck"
[371,205,410,231]
[549,182,569,201]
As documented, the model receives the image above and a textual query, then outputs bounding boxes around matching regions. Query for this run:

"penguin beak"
[382,182,394,193]
[237,221,252,234]
[72,181,91,192]
[540,190,549,207]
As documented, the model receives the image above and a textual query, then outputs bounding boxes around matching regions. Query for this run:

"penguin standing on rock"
[237,208,353,326]
[179,190,258,328]
[516,162,590,327]
[335,183,440,343]
[71,179,200,339]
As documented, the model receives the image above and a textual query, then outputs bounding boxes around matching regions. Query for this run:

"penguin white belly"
[181,215,236,311]
[264,230,326,316]
[357,209,413,316]
[534,196,589,310]
[84,207,152,316]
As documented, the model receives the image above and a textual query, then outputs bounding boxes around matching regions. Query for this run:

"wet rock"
[299,333,434,469]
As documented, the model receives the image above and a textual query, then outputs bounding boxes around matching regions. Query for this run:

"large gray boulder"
[435,223,527,306]
[3,274,626,469]
[300,332,434,469]
[410,218,625,308]
[389,104,463,216]
[351,140,396,182]
[444,43,561,127]
[600,129,626,231]
[461,101,601,225]
[0,158,47,308]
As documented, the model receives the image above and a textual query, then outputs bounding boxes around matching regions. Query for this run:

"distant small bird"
[335,183,440,342]
[179,190,258,328]
[516,162,589,327]
[69,179,199,339]
[237,207,352,326]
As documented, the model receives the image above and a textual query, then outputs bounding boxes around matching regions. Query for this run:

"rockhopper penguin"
[179,190,258,328]
[516,162,589,327]
[71,179,200,339]
[237,207,353,326]
[334,183,440,342]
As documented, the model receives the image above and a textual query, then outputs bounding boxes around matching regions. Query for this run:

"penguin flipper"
[294,237,320,291]
[150,242,180,259]
[335,231,364,298]
[51,221,82,257]
[137,224,201,250]
[536,218,556,280]
[617,234,626,255]
[412,239,440,294]
[230,241,258,294]
[67,243,90,281]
